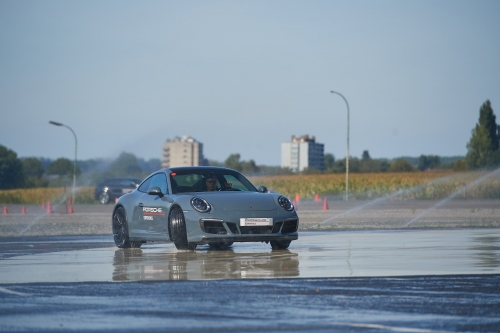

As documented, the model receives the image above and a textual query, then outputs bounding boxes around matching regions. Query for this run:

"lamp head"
[49,121,63,126]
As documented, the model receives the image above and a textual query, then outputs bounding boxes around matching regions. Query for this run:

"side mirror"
[147,186,163,197]
[257,185,268,193]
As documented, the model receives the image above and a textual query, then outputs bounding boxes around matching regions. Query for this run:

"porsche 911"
[112,166,299,250]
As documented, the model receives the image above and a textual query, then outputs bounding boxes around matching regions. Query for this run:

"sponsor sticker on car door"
[142,207,165,221]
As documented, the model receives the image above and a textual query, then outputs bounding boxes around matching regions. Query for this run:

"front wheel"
[112,207,131,248]
[169,207,196,251]
[270,240,291,250]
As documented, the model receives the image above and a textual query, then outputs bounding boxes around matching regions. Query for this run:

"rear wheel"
[169,206,196,251]
[99,191,110,204]
[270,240,291,250]
[112,207,131,248]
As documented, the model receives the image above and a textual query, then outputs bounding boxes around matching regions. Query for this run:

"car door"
[136,173,169,236]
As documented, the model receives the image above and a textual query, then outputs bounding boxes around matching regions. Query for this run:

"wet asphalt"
[0,230,499,332]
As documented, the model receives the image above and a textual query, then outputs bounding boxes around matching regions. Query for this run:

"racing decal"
[142,207,165,220]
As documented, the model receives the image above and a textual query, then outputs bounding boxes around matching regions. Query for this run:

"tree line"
[0,100,496,189]
[0,150,160,190]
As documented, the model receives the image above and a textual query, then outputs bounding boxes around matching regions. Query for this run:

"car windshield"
[170,169,257,194]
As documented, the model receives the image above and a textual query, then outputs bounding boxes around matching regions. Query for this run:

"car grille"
[226,222,239,234]
[240,226,273,234]
[200,221,227,234]
[281,219,299,233]
[199,219,298,235]
[271,221,283,233]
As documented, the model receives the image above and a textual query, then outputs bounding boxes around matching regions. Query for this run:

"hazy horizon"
[1,1,499,165]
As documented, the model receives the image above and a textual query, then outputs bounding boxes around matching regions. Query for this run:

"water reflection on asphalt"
[0,229,499,283]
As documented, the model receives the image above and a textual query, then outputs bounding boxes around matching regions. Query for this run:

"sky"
[1,0,499,166]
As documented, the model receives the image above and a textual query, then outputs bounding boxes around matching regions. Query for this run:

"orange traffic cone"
[295,193,300,202]
[68,205,74,214]
[21,206,27,214]
[314,193,320,202]
[46,201,53,214]
[2,206,8,214]
[293,200,298,211]
[41,202,45,209]
[322,198,329,210]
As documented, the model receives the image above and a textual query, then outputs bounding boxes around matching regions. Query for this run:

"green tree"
[46,158,79,176]
[23,157,44,178]
[362,150,371,160]
[417,155,441,171]
[360,150,377,172]
[224,153,258,174]
[465,100,500,169]
[240,159,259,174]
[324,153,335,171]
[22,157,47,188]
[389,159,415,172]
[224,153,242,171]
[0,145,25,189]
[108,152,142,176]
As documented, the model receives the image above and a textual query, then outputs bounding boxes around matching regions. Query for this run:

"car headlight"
[278,196,294,211]
[191,197,211,213]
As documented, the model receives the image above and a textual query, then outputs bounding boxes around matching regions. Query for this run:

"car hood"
[195,192,277,211]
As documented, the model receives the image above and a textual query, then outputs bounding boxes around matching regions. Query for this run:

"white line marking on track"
[0,287,31,296]
[330,322,452,333]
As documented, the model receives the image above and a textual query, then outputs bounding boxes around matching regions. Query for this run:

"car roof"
[101,177,142,182]
[165,166,236,173]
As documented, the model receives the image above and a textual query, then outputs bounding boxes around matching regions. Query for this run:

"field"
[249,171,500,200]
[0,186,95,205]
[1,171,500,204]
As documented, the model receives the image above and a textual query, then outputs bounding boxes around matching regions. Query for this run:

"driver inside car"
[205,174,232,191]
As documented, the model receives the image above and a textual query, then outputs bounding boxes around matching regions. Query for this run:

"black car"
[94,177,142,204]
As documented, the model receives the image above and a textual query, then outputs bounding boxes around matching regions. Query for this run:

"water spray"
[405,167,500,227]
[311,170,500,229]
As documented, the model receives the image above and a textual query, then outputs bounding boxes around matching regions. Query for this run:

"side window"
[149,173,168,195]
[138,177,153,193]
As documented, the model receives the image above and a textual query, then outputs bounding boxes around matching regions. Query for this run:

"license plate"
[240,218,273,226]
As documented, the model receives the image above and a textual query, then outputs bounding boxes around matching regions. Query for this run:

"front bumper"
[187,216,299,244]
[196,233,298,245]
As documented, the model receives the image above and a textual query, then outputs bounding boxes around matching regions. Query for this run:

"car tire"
[112,206,132,248]
[98,191,110,204]
[130,241,143,248]
[169,206,197,251]
[270,240,291,250]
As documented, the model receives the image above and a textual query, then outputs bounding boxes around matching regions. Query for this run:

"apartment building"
[281,135,324,172]
[161,135,205,168]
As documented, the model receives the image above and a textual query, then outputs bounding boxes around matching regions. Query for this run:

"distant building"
[281,135,324,172]
[161,135,205,168]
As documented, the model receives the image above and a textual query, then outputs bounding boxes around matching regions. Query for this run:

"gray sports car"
[112,166,299,251]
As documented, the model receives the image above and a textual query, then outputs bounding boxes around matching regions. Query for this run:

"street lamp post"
[49,121,78,204]
[330,90,350,201]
